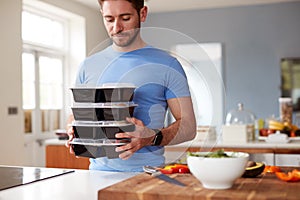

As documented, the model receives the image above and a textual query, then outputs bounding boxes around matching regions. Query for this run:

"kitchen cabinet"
[46,144,89,169]
[249,153,274,165]
[45,139,300,168]
[275,154,300,166]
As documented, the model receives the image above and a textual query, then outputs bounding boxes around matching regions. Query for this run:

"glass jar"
[226,103,256,141]
[226,103,256,125]
[279,97,293,124]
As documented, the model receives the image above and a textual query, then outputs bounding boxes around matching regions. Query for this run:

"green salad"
[188,149,236,158]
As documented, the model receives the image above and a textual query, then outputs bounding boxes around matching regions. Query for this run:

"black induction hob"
[0,166,74,191]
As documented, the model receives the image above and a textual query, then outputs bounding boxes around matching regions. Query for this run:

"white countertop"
[46,138,300,148]
[0,167,138,200]
[45,138,68,145]
[47,138,300,151]
[166,139,300,149]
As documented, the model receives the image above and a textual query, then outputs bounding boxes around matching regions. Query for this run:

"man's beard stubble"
[112,28,141,48]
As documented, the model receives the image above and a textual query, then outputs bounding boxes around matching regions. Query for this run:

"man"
[66,0,196,172]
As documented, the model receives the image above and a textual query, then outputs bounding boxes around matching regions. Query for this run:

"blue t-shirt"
[75,46,190,172]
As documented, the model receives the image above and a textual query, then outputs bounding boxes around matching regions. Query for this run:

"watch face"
[152,131,163,146]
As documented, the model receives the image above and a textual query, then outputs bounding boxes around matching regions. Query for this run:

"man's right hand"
[65,114,75,154]
[65,126,75,154]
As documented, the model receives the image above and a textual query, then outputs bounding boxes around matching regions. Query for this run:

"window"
[22,11,64,49]
[22,51,63,133]
[22,9,66,135]
[22,0,85,166]
[172,43,224,128]
[281,58,300,111]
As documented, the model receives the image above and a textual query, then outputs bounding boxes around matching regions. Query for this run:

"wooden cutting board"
[98,169,300,200]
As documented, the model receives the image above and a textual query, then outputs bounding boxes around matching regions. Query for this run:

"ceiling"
[70,0,300,13]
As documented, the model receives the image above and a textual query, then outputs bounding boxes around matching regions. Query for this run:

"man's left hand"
[115,117,156,160]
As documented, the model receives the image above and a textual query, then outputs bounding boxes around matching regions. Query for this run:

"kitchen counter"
[165,139,300,154]
[45,138,68,145]
[46,138,300,150]
[98,167,300,200]
[2,165,299,200]
[45,138,300,167]
[0,166,137,200]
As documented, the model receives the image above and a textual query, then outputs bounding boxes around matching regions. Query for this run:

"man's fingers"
[65,140,74,154]
[115,142,139,160]
[126,117,144,126]
[115,132,133,138]
[115,142,132,152]
[118,148,134,160]
[65,127,75,154]
[65,140,70,148]
[69,146,74,154]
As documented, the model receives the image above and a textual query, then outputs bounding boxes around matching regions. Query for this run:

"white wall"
[145,2,300,120]
[0,0,24,166]
[0,0,107,166]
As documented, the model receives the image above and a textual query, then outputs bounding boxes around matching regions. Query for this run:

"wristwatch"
[151,129,163,146]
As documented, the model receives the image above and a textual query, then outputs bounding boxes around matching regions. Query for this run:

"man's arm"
[115,96,196,159]
[160,96,196,145]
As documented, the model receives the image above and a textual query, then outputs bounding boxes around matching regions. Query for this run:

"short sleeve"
[165,58,191,99]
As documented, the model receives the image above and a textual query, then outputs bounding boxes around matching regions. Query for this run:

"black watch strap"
[151,129,163,146]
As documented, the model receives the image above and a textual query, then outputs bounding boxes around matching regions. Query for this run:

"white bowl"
[187,152,249,189]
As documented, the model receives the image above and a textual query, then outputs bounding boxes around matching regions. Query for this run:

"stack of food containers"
[69,84,137,158]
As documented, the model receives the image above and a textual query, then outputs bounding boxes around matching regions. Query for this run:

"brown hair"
[98,0,144,14]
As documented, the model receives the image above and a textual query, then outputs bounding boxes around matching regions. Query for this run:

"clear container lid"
[225,103,256,125]
[70,138,129,146]
[70,83,136,89]
[71,120,133,127]
[72,102,138,108]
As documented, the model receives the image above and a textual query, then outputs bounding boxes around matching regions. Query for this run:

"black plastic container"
[70,138,128,159]
[72,121,135,139]
[70,85,136,103]
[71,103,137,121]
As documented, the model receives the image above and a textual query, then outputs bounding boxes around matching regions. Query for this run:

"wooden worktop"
[98,167,300,200]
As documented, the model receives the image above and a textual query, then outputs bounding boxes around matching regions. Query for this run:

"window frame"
[22,7,69,137]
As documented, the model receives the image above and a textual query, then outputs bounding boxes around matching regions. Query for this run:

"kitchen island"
[98,167,300,200]
[0,166,137,200]
[1,165,299,200]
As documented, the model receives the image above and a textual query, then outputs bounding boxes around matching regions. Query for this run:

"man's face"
[101,0,144,48]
